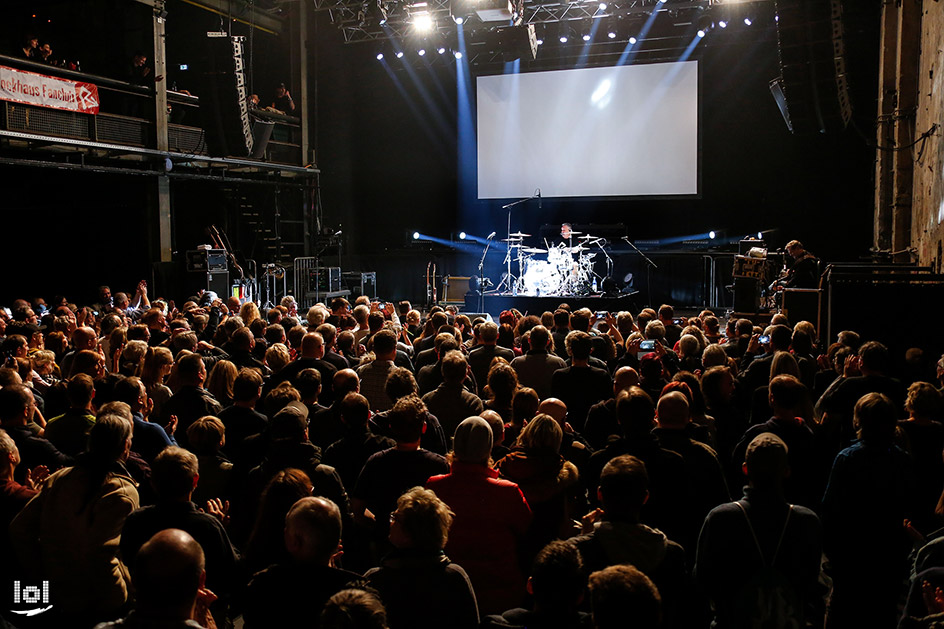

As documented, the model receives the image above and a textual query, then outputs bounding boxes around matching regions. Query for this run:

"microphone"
[334,230,343,237]
[487,231,497,239]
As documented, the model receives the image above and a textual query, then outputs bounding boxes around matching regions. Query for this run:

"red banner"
[0,65,100,114]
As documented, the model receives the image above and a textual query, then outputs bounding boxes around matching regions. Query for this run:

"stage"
[463,292,641,318]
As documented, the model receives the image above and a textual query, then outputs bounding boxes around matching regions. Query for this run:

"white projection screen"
[476,60,699,199]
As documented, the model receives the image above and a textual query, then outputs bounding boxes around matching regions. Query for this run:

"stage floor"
[463,292,641,318]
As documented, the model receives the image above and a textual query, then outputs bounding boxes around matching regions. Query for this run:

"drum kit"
[499,230,609,296]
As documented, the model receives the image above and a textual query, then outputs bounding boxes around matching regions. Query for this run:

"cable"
[852,118,939,153]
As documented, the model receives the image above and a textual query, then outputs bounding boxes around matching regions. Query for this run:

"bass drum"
[522,260,562,295]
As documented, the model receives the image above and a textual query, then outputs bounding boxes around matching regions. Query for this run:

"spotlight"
[396,50,404,58]
[697,29,706,37]
[743,17,752,26]
[459,232,467,240]
[598,2,607,10]
[775,14,779,22]
[438,46,446,54]
[536,38,544,45]
[582,34,591,41]
[607,30,616,38]
[376,52,384,60]
[413,231,420,240]
[413,12,433,31]
[628,36,637,44]
[418,48,426,56]
[454,15,464,24]
[709,230,716,239]
[454,50,463,59]
[559,34,569,43]
[757,231,763,239]
[718,20,727,28]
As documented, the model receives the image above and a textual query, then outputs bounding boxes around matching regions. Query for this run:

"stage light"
[454,15,464,24]
[459,232,467,240]
[743,17,752,26]
[376,52,384,60]
[599,2,607,10]
[697,29,706,37]
[536,38,544,45]
[607,30,616,38]
[559,34,569,43]
[438,46,446,54]
[418,48,426,56]
[709,231,716,239]
[718,20,727,28]
[395,50,404,58]
[582,34,591,41]
[413,12,433,31]
[775,14,779,22]
[454,50,463,59]
[629,36,637,44]
[757,231,763,239]
[413,232,420,240]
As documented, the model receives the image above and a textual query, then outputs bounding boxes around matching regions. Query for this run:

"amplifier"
[443,276,471,304]
[308,267,341,293]
[186,249,228,272]
[733,255,766,280]
[341,271,377,299]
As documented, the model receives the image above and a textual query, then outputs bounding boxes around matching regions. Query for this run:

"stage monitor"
[476,60,699,199]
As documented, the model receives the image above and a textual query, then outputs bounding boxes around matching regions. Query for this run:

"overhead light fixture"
[582,33,591,41]
[413,231,420,240]
[718,19,727,28]
[743,17,752,26]
[628,36,637,44]
[697,29,705,37]
[376,52,384,60]
[459,232,467,240]
[454,15,464,24]
[396,50,404,58]
[454,50,463,59]
[451,0,513,23]
[418,48,426,55]
[438,46,446,54]
[413,11,433,31]
[598,2,607,10]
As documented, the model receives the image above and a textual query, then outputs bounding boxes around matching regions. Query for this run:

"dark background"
[0,0,881,306]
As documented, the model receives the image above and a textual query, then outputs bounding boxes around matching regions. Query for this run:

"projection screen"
[476,60,699,199]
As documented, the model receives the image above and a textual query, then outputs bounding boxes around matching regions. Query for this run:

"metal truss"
[311,0,772,44]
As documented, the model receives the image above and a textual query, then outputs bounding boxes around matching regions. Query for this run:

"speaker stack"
[771,0,852,134]
[200,35,255,157]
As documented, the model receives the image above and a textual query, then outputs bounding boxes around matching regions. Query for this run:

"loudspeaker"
[443,276,472,303]
[187,271,230,299]
[773,0,851,134]
[733,278,760,313]
[200,35,254,157]
[781,288,821,330]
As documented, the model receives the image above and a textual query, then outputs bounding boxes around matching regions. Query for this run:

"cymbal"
[578,234,596,240]
[509,231,532,238]
[501,237,523,242]
[564,230,584,236]
[567,246,589,252]
[522,247,547,253]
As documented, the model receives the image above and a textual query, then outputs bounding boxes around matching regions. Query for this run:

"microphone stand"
[622,236,658,307]
[497,192,539,294]
[478,234,495,313]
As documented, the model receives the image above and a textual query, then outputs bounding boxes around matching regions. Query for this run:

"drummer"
[561,223,575,247]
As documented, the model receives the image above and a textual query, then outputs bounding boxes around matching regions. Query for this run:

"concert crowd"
[1,284,943,629]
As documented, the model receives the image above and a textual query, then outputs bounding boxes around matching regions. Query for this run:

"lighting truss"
[311,0,774,44]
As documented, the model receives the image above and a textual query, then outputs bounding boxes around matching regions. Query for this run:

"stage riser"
[464,294,640,317]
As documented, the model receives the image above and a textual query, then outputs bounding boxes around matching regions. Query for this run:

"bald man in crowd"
[584,367,640,450]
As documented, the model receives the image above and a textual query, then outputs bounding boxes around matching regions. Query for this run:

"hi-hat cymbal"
[522,247,547,253]
[509,231,532,238]
[564,230,584,236]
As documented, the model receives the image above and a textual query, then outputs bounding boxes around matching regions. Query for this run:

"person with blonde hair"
[205,360,238,408]
[239,301,262,327]
[141,346,174,418]
[366,487,479,629]
[497,414,579,555]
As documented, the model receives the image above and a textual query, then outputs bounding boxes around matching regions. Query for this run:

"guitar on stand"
[426,261,437,308]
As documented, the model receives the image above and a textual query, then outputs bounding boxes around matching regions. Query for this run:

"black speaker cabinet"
[781,288,821,330]
[200,35,254,157]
